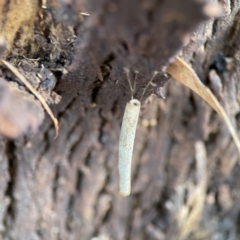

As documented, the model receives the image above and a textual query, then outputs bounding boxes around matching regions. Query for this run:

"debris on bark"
[0,76,44,138]
[1,60,59,138]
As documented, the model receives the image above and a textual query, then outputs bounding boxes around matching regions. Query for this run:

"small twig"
[22,55,40,61]
[1,59,59,138]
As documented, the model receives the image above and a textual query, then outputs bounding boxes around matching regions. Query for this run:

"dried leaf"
[1,60,59,138]
[167,56,240,155]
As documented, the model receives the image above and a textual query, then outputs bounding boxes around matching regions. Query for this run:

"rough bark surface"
[0,0,240,240]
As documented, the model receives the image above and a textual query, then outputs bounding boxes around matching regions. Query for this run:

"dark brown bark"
[0,0,240,240]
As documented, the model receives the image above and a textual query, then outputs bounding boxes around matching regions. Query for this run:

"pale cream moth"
[118,69,158,197]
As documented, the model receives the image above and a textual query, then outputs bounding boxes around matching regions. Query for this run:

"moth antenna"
[133,70,139,94]
[124,67,135,99]
[140,71,159,101]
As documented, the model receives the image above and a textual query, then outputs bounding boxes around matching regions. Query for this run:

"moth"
[118,68,159,197]
[118,57,240,197]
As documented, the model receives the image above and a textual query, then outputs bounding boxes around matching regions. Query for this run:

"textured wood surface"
[0,0,240,240]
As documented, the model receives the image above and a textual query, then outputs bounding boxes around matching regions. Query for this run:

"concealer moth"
[118,68,158,197]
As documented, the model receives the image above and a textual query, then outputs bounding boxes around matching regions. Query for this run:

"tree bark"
[0,0,240,240]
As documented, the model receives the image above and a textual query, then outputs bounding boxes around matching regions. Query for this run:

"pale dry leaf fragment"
[167,56,240,156]
[1,60,59,138]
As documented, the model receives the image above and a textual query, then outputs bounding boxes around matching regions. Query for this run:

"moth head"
[129,99,140,107]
